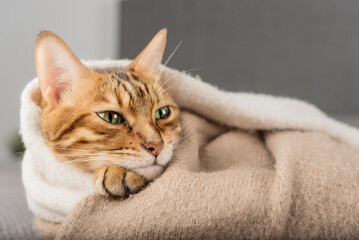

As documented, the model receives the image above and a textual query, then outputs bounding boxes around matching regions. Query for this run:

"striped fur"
[40,67,181,173]
[36,29,179,197]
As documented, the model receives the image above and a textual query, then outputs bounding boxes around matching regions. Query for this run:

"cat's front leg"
[93,166,149,198]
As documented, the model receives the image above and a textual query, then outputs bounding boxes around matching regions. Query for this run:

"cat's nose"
[143,141,164,157]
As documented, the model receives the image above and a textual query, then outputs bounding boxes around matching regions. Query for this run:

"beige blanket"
[35,111,359,239]
[22,60,359,239]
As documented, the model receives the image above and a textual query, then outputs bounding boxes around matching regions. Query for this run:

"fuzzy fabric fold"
[21,59,359,239]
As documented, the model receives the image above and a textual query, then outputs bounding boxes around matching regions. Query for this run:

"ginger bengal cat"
[34,29,181,197]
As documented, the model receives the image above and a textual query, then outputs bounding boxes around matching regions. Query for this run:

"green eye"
[155,107,170,120]
[97,111,123,124]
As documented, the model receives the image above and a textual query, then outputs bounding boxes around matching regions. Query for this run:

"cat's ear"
[129,28,167,78]
[35,31,90,108]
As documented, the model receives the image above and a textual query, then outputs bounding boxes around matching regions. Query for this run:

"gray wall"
[3,0,359,159]
[121,0,359,115]
[0,0,121,159]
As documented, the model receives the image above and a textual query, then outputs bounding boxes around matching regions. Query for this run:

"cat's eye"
[155,107,170,120]
[97,111,123,124]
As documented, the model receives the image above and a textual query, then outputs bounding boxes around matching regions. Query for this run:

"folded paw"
[93,166,148,198]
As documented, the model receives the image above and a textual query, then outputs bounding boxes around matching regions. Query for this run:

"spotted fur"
[35,29,181,197]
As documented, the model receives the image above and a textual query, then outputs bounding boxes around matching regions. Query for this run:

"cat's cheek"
[132,165,164,181]
[156,146,173,166]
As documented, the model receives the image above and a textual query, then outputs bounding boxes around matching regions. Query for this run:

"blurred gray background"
[122,0,359,116]
[0,0,120,160]
[1,0,359,238]
[2,0,359,159]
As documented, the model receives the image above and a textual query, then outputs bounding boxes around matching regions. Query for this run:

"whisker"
[157,67,205,94]
[155,41,182,88]
[160,82,180,94]
[157,76,174,92]
[163,41,182,67]
[61,157,140,166]
[182,67,205,74]
[58,152,138,157]
[55,147,103,152]
[58,156,142,165]
[55,147,138,153]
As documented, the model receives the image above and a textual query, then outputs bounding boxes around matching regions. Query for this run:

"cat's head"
[34,29,181,180]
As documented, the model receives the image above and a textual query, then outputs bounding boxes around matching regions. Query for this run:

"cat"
[33,29,181,197]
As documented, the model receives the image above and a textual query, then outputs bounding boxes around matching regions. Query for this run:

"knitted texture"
[21,59,359,239]
[50,112,359,239]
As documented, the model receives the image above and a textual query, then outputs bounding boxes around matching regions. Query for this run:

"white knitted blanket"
[21,59,359,224]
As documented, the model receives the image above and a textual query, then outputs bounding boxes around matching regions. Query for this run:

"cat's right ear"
[35,32,90,108]
[129,29,167,79]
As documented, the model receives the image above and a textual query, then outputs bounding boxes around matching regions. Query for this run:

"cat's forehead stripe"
[115,72,130,81]
[117,74,156,102]
[99,68,165,117]
[119,81,134,101]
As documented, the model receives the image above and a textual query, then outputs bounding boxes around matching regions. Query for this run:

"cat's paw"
[93,166,148,198]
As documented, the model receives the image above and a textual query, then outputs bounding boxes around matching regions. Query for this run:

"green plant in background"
[6,129,25,157]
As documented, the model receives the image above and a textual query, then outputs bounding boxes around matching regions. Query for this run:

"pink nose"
[144,142,164,157]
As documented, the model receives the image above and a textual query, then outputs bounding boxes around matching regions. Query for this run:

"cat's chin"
[131,165,164,181]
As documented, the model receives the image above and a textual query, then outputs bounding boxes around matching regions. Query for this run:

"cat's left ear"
[129,29,167,78]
